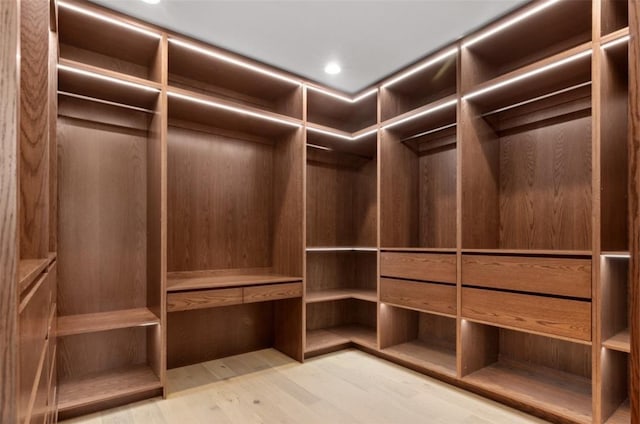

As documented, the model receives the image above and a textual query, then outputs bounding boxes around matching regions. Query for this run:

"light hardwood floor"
[62,349,549,424]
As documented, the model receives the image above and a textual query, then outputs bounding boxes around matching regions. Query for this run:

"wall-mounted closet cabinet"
[1,0,638,423]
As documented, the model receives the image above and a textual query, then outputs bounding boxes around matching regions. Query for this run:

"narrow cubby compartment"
[168,38,302,118]
[379,305,457,378]
[306,251,377,304]
[306,86,377,133]
[306,130,377,249]
[601,0,629,36]
[57,1,163,82]
[461,47,592,253]
[380,96,456,250]
[602,350,630,424]
[56,88,164,417]
[460,0,591,90]
[305,299,377,357]
[380,46,457,122]
[461,322,593,424]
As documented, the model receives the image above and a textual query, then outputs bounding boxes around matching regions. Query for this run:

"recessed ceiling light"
[324,62,341,75]
[141,0,161,4]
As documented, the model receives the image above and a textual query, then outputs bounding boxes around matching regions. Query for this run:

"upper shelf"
[380,47,457,122]
[462,0,592,90]
[306,123,377,159]
[167,269,302,292]
[306,86,377,133]
[168,37,303,119]
[58,0,162,82]
[381,94,457,142]
[167,87,302,140]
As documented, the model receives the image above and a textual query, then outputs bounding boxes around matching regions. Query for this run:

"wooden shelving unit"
[167,271,301,292]
[306,86,377,133]
[604,330,631,353]
[57,308,160,337]
[18,258,50,294]
[306,324,377,356]
[383,341,456,378]
[606,400,630,424]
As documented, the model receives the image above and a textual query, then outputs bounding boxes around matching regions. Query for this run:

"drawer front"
[380,252,456,283]
[243,282,303,303]
[380,278,456,316]
[462,255,591,299]
[462,287,591,341]
[167,288,243,312]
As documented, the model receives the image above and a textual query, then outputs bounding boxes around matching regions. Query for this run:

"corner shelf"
[57,308,160,337]
[606,400,630,424]
[18,258,50,295]
[306,86,377,133]
[463,360,592,424]
[382,340,456,378]
[603,329,630,353]
[305,324,377,355]
[57,365,162,414]
[167,270,302,292]
[306,289,376,304]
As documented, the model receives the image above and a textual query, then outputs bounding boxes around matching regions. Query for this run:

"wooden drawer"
[462,255,591,299]
[381,252,456,283]
[243,282,302,303]
[167,288,243,312]
[380,278,456,316]
[462,287,591,341]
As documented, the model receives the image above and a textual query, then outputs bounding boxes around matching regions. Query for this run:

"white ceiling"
[89,0,529,94]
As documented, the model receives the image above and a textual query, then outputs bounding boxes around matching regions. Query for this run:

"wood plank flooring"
[62,349,549,424]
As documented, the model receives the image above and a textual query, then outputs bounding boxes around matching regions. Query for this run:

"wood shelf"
[306,324,377,354]
[307,86,377,133]
[464,360,592,424]
[606,400,630,424]
[461,249,592,257]
[306,289,377,304]
[603,329,630,353]
[306,123,377,159]
[167,270,302,292]
[57,307,160,337]
[382,340,456,378]
[380,247,457,253]
[18,258,49,295]
[57,365,162,413]
[380,94,457,137]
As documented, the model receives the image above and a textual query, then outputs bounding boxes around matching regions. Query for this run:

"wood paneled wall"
[0,0,20,421]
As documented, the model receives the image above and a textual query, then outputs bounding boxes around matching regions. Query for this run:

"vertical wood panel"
[20,0,49,259]
[48,30,57,254]
[0,0,20,421]
[629,1,640,421]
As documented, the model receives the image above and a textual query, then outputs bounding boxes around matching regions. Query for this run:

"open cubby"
[601,40,629,252]
[168,39,302,118]
[380,48,457,122]
[167,93,304,285]
[307,88,377,133]
[461,61,592,252]
[602,349,630,424]
[379,305,456,377]
[461,322,592,423]
[305,299,377,355]
[602,0,629,36]
[602,257,630,352]
[380,100,456,249]
[306,134,377,249]
[306,251,377,303]
[58,2,162,82]
[461,0,591,90]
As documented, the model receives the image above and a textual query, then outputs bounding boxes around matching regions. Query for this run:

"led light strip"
[601,35,630,50]
[169,38,301,86]
[463,0,559,48]
[382,99,457,130]
[307,126,377,141]
[463,50,592,101]
[306,85,377,103]
[58,1,161,39]
[58,91,155,113]
[58,64,160,93]
[382,47,458,88]
[307,143,332,151]
[602,253,630,259]
[401,122,457,142]
[167,91,301,128]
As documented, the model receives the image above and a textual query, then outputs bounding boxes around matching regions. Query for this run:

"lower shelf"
[57,307,160,337]
[463,360,592,424]
[603,329,630,353]
[306,289,377,303]
[57,365,162,413]
[306,324,376,355]
[382,340,456,377]
[606,400,630,424]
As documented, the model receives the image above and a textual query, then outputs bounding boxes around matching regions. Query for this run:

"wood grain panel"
[306,251,377,292]
[380,252,456,283]
[243,282,302,304]
[462,288,592,341]
[0,2,19,418]
[57,308,160,336]
[167,288,242,312]
[48,31,57,253]
[379,303,418,349]
[20,0,50,259]
[461,255,592,298]
[380,278,456,316]
[601,258,629,343]
[629,1,640,420]
[460,320,499,377]
[498,114,592,251]
[601,0,629,35]
[57,114,147,315]
[167,125,273,272]
[307,89,377,132]
[306,299,376,331]
[273,298,303,361]
[167,302,274,368]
